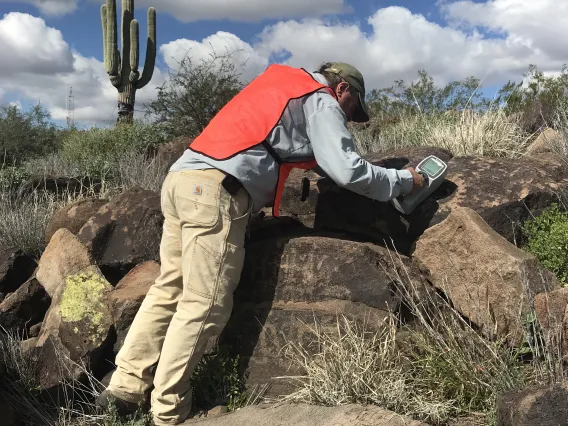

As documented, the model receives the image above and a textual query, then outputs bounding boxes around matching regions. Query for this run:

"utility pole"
[66,86,75,127]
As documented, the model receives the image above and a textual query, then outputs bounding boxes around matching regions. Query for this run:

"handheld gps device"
[391,155,448,215]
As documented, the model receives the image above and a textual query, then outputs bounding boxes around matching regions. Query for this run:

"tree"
[0,103,59,166]
[366,69,493,119]
[496,64,568,132]
[144,52,245,139]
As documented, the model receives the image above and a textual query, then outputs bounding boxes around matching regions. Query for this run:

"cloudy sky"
[0,0,565,127]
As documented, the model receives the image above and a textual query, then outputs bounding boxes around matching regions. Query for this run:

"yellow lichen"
[60,267,112,345]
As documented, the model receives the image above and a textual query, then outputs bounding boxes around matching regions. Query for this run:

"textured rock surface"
[413,207,559,345]
[34,265,114,390]
[109,260,160,352]
[526,128,560,155]
[497,381,568,426]
[77,188,163,284]
[533,287,568,359]
[0,277,50,335]
[182,402,429,426]
[0,247,36,302]
[36,228,93,297]
[45,198,107,245]
[275,151,568,253]
[222,235,426,396]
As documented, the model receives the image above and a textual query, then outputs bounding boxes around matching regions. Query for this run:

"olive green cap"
[323,62,369,122]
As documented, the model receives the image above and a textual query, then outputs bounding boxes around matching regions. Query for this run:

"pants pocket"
[215,242,246,303]
[187,238,245,302]
[176,177,221,227]
[187,237,220,299]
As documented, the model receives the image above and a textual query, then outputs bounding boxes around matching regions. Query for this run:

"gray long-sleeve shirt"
[169,71,414,212]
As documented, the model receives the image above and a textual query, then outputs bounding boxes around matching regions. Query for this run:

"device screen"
[421,158,443,176]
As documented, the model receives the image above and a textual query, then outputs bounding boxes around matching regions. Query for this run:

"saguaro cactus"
[101,0,156,122]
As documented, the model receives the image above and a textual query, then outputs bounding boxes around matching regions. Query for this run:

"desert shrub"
[115,150,169,194]
[0,189,60,258]
[189,345,248,412]
[145,52,244,140]
[498,64,568,133]
[0,103,59,166]
[60,121,168,179]
[351,109,531,157]
[280,260,564,425]
[522,203,568,285]
[366,69,492,119]
[0,165,32,193]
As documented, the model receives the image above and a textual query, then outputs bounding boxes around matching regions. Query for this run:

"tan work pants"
[107,169,251,425]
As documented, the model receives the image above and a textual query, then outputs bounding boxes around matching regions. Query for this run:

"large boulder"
[221,235,427,397]
[0,276,50,335]
[36,228,93,297]
[276,146,453,252]
[77,188,163,284]
[182,402,429,426]
[45,198,108,245]
[533,287,568,359]
[526,128,560,155]
[34,265,114,391]
[430,155,568,245]
[276,149,568,253]
[0,247,36,302]
[109,261,160,352]
[413,207,559,346]
[496,382,568,426]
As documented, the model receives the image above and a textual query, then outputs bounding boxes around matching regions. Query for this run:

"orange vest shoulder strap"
[189,64,335,160]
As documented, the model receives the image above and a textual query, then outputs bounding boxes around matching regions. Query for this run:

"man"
[97,61,425,425]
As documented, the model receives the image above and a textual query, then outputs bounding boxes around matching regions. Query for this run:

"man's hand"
[407,167,426,193]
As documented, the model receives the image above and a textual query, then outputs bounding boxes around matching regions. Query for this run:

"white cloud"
[0,0,77,16]
[0,12,73,75]
[1,0,348,21]
[442,0,568,65]
[0,12,164,125]
[254,5,566,91]
[137,0,349,22]
[160,31,269,83]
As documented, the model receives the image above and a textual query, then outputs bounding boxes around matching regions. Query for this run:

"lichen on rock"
[59,266,113,344]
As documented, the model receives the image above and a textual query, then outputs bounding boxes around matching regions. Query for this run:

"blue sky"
[0,0,564,126]
[0,0,443,70]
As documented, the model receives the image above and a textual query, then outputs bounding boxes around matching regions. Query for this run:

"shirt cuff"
[397,169,414,195]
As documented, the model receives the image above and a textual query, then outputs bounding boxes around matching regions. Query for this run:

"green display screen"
[421,158,443,176]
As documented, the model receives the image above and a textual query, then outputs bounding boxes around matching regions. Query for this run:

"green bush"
[0,165,32,192]
[189,345,247,412]
[60,121,168,179]
[145,52,244,140]
[0,103,59,166]
[522,203,568,284]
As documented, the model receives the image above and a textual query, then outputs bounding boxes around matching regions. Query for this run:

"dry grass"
[277,252,566,425]
[0,147,168,259]
[0,328,153,426]
[0,191,61,258]
[352,110,533,158]
[115,151,169,194]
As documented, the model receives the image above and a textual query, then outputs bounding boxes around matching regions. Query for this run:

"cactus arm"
[129,19,140,82]
[120,0,134,86]
[101,5,108,71]
[103,0,121,86]
[136,7,156,89]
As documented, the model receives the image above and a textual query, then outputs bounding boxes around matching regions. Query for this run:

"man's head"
[316,62,369,123]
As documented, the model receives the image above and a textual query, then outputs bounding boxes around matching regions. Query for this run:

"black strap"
[262,141,283,165]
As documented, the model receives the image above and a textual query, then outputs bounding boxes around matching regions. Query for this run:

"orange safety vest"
[189,64,337,217]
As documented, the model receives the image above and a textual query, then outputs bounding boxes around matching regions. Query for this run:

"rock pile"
[2,143,568,425]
